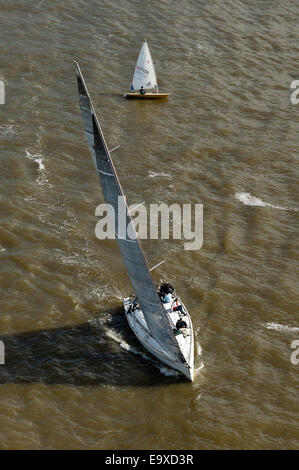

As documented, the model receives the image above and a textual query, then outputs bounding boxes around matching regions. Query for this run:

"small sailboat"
[124,39,169,100]
[75,61,193,380]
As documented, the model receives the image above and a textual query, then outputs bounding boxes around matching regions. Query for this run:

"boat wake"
[235,192,298,212]
[158,366,181,378]
[105,329,142,354]
[265,322,299,334]
[196,335,202,357]
[194,362,204,379]
[194,333,204,378]
[105,329,181,378]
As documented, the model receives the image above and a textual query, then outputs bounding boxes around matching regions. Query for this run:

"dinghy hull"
[123,297,194,381]
[124,92,169,100]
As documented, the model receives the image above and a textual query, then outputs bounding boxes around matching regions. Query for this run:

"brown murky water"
[0,0,298,450]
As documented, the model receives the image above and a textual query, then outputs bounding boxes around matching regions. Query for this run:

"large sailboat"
[124,40,169,100]
[75,61,193,380]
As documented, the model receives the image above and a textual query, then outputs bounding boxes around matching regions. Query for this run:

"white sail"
[131,40,158,92]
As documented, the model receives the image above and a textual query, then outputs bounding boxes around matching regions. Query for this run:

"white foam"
[197,43,214,53]
[0,124,17,136]
[158,366,181,378]
[265,322,299,334]
[106,330,132,351]
[25,150,48,185]
[33,0,45,9]
[194,362,204,376]
[85,285,111,302]
[148,171,171,179]
[106,330,152,361]
[235,192,298,212]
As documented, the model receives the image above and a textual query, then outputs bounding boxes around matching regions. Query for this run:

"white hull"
[123,297,194,381]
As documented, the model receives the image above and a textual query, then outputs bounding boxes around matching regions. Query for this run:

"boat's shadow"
[0,308,185,387]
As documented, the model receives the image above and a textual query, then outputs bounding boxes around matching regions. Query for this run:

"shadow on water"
[0,307,185,387]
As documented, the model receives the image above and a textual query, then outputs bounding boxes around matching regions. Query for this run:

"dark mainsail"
[75,61,184,363]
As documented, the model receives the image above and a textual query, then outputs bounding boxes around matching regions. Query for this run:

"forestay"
[75,61,183,363]
[131,40,158,92]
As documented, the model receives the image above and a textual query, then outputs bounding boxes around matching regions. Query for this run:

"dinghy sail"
[131,39,158,92]
[124,40,169,100]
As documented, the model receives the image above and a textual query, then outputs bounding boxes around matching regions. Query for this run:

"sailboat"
[124,39,169,100]
[75,61,193,380]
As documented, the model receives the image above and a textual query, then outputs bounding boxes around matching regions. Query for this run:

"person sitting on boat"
[175,318,188,337]
[176,318,187,329]
[162,292,173,304]
[139,86,146,95]
[132,297,139,311]
[173,304,185,314]
[159,283,174,297]
[171,297,186,315]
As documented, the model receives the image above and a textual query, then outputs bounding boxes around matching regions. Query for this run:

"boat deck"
[162,299,193,365]
[123,296,194,373]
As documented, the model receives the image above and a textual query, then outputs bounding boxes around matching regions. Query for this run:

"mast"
[75,61,184,364]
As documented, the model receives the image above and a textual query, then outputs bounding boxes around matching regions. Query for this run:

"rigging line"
[129,201,145,213]
[109,144,120,153]
[149,259,167,272]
